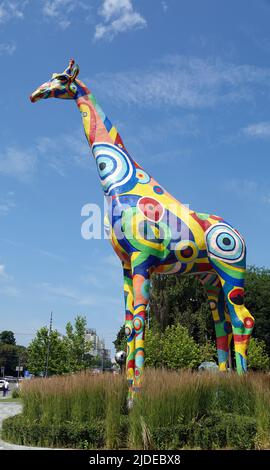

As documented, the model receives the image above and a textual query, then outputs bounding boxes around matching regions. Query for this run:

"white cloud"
[0,41,16,55]
[0,128,90,181]
[36,129,91,175]
[0,264,7,278]
[0,146,37,181]
[41,281,121,307]
[94,0,146,41]
[0,265,19,296]
[90,55,270,108]
[42,0,92,29]
[161,1,168,12]
[225,179,270,207]
[0,0,28,24]
[0,192,16,215]
[0,284,20,296]
[243,121,270,138]
[226,179,259,197]
[263,195,270,205]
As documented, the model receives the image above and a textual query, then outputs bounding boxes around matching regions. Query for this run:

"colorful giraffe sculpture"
[30,60,255,396]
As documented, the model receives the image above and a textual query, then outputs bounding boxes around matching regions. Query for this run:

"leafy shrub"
[11,387,20,399]
[248,338,270,371]
[190,413,257,449]
[2,415,106,448]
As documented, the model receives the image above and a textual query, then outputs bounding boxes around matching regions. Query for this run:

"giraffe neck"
[76,81,126,150]
[75,81,145,197]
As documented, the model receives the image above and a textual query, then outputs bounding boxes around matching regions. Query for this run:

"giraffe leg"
[222,278,254,373]
[131,259,150,394]
[197,273,232,371]
[122,263,135,398]
[205,224,255,373]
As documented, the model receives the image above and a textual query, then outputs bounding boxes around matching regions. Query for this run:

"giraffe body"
[30,60,255,395]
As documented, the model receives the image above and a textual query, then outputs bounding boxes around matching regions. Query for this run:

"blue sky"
[0,0,270,352]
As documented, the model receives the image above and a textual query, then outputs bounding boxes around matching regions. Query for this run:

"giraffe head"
[30,59,86,103]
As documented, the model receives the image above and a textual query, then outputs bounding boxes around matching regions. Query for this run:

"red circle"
[138,197,164,222]
[244,317,254,329]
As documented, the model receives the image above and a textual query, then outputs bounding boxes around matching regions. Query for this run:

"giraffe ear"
[64,58,79,79]
[70,64,79,81]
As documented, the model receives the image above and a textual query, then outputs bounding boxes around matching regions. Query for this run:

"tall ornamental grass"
[128,370,266,449]
[17,372,127,448]
[2,370,270,449]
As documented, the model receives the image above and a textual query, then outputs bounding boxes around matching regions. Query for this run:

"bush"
[248,338,270,371]
[1,415,106,448]
[11,387,20,399]
[140,413,257,450]
[162,325,202,369]
[190,413,257,449]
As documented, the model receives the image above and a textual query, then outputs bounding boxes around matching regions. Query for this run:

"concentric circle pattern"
[174,240,199,264]
[93,142,137,195]
[205,224,245,263]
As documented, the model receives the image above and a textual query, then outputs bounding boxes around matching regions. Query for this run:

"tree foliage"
[113,324,126,353]
[247,338,270,371]
[27,327,69,376]
[0,331,27,375]
[144,325,214,370]
[149,274,214,344]
[245,266,270,353]
[0,330,16,345]
[27,315,92,376]
[64,316,92,372]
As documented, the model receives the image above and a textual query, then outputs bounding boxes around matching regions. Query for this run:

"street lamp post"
[101,348,105,372]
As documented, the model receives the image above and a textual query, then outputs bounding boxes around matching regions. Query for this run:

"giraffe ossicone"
[30,59,255,396]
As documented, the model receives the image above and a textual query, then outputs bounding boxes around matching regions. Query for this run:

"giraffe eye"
[57,75,68,82]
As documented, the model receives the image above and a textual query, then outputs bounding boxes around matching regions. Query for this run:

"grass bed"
[2,370,270,449]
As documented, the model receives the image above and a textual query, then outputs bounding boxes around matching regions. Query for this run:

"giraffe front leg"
[205,223,255,373]
[209,265,254,373]
[197,273,231,371]
[123,263,135,398]
[224,283,254,373]
[131,263,150,395]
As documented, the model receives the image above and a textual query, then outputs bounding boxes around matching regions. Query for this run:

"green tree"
[27,316,93,376]
[144,327,163,367]
[0,343,28,376]
[0,344,18,375]
[27,327,69,376]
[0,330,16,345]
[64,315,92,372]
[113,324,126,353]
[245,267,270,353]
[199,341,217,363]
[149,274,214,344]
[247,337,270,371]
[162,324,202,369]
